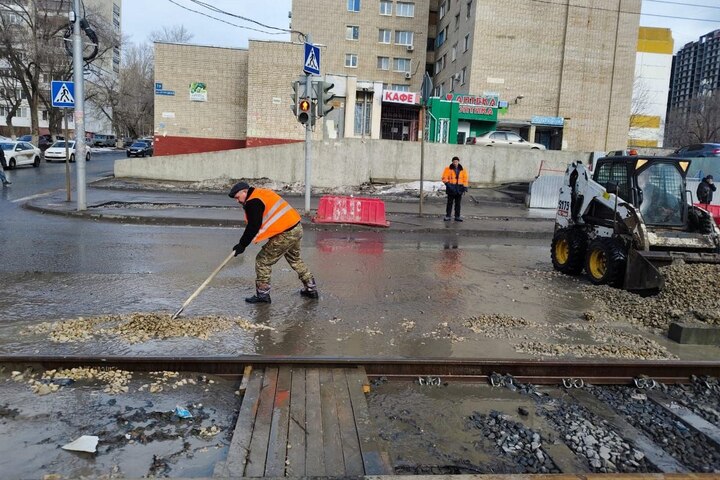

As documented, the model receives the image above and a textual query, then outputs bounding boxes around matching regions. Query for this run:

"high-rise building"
[291,0,641,151]
[629,27,673,148]
[668,29,720,112]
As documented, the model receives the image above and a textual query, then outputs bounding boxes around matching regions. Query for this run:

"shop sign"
[531,115,564,126]
[446,93,498,118]
[383,90,419,104]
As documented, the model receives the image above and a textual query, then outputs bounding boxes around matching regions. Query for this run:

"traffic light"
[313,81,335,117]
[297,97,312,125]
[290,80,303,118]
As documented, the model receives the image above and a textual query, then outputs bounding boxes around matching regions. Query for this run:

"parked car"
[605,149,639,157]
[126,141,154,157]
[17,134,32,142]
[44,141,91,162]
[671,143,720,158]
[39,134,64,152]
[0,141,42,168]
[469,130,546,150]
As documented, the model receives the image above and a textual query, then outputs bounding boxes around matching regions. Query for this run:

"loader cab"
[593,156,689,228]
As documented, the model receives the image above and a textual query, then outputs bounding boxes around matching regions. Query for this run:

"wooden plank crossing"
[217,366,393,477]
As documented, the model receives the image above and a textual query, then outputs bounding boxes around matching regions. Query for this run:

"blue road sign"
[51,81,75,108]
[303,43,320,76]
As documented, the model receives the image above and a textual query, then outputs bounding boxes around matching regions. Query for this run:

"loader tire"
[551,228,586,275]
[585,238,626,287]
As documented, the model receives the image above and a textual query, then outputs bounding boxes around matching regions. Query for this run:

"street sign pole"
[73,0,87,211]
[64,114,70,201]
[419,72,433,217]
[303,34,313,215]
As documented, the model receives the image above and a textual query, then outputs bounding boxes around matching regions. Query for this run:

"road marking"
[12,189,62,203]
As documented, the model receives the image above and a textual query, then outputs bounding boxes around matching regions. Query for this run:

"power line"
[645,0,720,11]
[187,0,292,33]
[525,0,720,24]
[165,0,288,36]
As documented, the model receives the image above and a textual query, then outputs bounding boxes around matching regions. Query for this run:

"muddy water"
[0,228,716,360]
[0,369,238,479]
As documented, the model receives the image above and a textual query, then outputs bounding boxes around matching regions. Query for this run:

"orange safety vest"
[245,188,301,243]
[442,165,468,187]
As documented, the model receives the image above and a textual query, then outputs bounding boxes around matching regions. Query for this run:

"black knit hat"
[706,175,714,181]
[228,181,250,198]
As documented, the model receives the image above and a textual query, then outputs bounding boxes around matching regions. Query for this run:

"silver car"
[471,130,546,150]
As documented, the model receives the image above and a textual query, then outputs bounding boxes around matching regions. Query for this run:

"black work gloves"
[233,243,245,256]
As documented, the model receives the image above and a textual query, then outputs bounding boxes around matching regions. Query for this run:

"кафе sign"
[382,90,419,104]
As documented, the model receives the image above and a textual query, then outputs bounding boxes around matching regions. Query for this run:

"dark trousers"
[446,193,462,218]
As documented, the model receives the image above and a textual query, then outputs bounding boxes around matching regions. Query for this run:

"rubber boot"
[245,284,271,304]
[300,277,319,299]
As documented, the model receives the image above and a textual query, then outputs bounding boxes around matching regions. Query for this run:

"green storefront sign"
[426,94,499,144]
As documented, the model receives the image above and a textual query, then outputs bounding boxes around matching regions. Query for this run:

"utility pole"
[72,0,87,211]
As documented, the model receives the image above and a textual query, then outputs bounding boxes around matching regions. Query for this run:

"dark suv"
[672,143,720,158]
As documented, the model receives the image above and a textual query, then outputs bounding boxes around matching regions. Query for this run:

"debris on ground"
[61,435,99,453]
[582,263,720,331]
[22,312,268,344]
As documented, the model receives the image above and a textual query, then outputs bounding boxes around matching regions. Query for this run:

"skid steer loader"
[551,156,720,292]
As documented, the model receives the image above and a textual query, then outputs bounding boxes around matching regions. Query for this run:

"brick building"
[153,0,641,154]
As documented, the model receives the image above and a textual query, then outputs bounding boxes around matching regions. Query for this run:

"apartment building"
[291,0,640,151]
[629,27,673,148]
[669,29,720,112]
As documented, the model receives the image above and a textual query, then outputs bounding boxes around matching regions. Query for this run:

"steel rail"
[1,355,719,384]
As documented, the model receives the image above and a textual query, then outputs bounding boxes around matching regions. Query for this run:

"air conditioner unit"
[404,72,412,79]
[406,45,414,52]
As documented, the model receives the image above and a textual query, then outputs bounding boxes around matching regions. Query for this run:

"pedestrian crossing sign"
[51,81,75,108]
[303,43,320,75]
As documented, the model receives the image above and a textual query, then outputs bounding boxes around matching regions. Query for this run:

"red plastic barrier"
[694,203,720,224]
[312,195,390,227]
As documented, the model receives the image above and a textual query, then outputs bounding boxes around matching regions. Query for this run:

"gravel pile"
[12,366,133,395]
[514,340,674,360]
[583,263,720,331]
[464,314,534,339]
[536,396,657,473]
[23,313,272,344]
[467,411,560,474]
[589,386,720,472]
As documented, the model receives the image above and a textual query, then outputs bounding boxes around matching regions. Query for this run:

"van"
[92,134,117,147]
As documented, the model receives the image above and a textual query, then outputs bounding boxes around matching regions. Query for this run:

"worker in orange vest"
[229,182,318,303]
[441,156,469,221]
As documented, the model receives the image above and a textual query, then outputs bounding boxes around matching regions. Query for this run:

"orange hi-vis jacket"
[442,165,469,187]
[245,188,301,243]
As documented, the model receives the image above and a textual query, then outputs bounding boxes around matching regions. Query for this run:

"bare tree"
[629,76,653,138]
[0,1,120,142]
[148,25,194,44]
[665,90,720,147]
[0,69,23,138]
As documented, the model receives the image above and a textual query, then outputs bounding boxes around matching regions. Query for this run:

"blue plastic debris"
[174,405,193,419]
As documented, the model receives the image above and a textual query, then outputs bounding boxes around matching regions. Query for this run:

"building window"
[396,2,415,17]
[393,57,411,72]
[347,0,360,12]
[355,91,372,136]
[439,1,446,19]
[455,13,460,29]
[466,0,472,18]
[464,33,470,52]
[435,27,447,48]
[42,110,48,121]
[377,56,390,70]
[379,1,392,15]
[461,67,466,84]
[395,31,413,46]
[345,53,358,68]
[378,28,391,43]
[434,56,444,74]
[392,84,410,91]
[346,25,359,40]
[451,43,457,61]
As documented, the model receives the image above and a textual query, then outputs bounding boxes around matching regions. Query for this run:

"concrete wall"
[115,139,587,187]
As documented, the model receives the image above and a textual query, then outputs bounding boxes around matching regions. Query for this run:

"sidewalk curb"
[22,202,554,239]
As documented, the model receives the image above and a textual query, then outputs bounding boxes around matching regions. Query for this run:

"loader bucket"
[623,249,665,293]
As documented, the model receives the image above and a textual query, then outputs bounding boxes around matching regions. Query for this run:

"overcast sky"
[121,0,720,53]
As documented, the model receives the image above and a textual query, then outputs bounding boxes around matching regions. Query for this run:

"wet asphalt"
[1,151,718,362]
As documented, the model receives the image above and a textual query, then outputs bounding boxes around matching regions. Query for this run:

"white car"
[44,141,91,163]
[0,141,42,169]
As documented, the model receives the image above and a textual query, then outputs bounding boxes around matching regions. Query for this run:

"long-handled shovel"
[171,251,236,320]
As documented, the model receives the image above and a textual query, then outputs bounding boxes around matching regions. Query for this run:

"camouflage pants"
[255,224,313,288]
